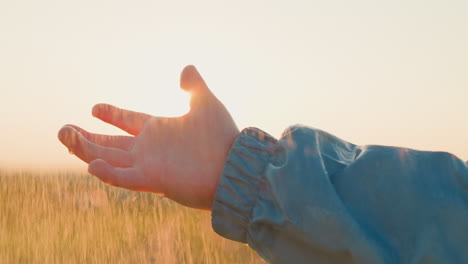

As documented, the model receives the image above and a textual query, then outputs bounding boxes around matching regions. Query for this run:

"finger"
[180,65,214,108]
[88,159,147,191]
[58,126,133,167]
[180,65,209,93]
[92,104,151,136]
[65,124,134,150]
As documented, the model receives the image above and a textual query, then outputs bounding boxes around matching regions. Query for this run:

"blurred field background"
[0,169,265,263]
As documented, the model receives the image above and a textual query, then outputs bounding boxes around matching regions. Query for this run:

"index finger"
[92,104,151,136]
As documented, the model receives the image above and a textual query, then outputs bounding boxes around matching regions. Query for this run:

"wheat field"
[0,169,265,263]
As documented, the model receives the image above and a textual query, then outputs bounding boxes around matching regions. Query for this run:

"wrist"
[211,128,277,240]
[204,129,240,210]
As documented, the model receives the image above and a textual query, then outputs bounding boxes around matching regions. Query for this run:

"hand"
[58,65,240,209]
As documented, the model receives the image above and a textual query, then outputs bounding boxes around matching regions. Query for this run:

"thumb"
[180,65,214,108]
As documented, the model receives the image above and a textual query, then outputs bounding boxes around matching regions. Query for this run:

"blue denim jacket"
[212,126,468,264]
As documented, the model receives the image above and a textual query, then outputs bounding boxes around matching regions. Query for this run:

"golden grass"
[0,169,265,263]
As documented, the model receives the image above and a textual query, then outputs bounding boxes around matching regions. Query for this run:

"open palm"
[58,66,239,209]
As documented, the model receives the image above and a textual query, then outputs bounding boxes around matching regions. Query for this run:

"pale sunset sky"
[0,0,467,168]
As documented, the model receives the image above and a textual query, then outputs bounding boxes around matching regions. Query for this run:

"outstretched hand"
[58,66,240,209]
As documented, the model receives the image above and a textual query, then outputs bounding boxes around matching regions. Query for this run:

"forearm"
[212,126,468,263]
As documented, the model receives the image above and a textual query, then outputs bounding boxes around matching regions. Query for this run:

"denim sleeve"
[211,126,468,264]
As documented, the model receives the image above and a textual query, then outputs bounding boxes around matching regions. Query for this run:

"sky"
[0,0,467,168]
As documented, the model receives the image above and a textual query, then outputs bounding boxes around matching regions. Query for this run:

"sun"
[137,85,191,118]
